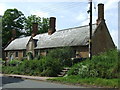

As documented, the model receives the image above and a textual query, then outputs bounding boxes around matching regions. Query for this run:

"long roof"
[5,24,97,50]
[35,24,97,49]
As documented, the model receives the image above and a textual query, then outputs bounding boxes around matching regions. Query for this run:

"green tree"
[2,8,25,47]
[24,15,49,36]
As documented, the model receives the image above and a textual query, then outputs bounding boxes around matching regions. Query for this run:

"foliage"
[2,8,25,46]
[49,76,118,88]
[2,66,16,74]
[24,15,49,36]
[17,60,42,75]
[2,47,79,76]
[2,9,49,47]
[67,49,119,79]
[47,47,74,67]
[40,56,62,77]
[0,59,5,64]
[9,60,22,66]
[2,56,62,77]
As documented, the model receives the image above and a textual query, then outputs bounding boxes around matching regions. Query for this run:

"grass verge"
[48,75,118,88]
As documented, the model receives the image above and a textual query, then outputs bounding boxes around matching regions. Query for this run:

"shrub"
[0,59,5,65]
[47,47,74,67]
[40,56,63,77]
[2,56,63,77]
[41,68,57,77]
[18,60,42,75]
[2,65,18,74]
[9,60,22,66]
[67,49,119,79]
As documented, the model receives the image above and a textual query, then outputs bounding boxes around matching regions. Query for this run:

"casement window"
[23,51,26,57]
[15,51,18,57]
[6,52,8,57]
[35,50,39,57]
[46,49,49,54]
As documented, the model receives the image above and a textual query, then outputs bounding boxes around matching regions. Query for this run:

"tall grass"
[67,49,119,79]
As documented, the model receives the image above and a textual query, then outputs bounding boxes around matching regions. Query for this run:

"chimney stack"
[48,17,56,35]
[97,3,105,25]
[32,23,38,37]
[11,29,16,40]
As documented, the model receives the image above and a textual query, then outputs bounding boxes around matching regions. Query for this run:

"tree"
[2,8,25,47]
[24,15,49,36]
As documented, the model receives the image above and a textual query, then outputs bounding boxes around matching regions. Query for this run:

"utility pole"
[89,0,92,60]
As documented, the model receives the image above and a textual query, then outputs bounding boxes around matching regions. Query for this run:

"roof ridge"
[19,24,97,38]
[55,24,96,32]
[14,36,31,40]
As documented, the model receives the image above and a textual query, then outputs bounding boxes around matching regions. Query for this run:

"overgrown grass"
[48,49,119,88]
[48,75,118,88]
[67,49,119,78]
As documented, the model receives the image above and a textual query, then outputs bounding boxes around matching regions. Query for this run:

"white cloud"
[60,16,65,18]
[95,0,118,11]
[0,0,88,2]
[81,19,89,26]
[76,13,86,21]
[30,10,49,17]
[0,3,7,15]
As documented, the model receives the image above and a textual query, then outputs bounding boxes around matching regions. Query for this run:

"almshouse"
[4,3,115,60]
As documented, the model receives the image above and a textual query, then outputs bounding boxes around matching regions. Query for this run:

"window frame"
[23,51,26,57]
[15,51,18,57]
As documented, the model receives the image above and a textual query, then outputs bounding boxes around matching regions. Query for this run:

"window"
[6,52,8,57]
[35,50,38,57]
[23,51,26,57]
[15,51,18,57]
[74,50,76,57]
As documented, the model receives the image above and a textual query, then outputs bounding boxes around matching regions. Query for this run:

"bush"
[47,47,74,67]
[18,60,42,75]
[2,56,63,77]
[67,49,119,79]
[40,56,63,77]
[2,65,18,74]
[9,60,22,66]
[0,59,5,65]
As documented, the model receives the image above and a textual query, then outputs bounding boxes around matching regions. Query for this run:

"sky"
[0,0,119,48]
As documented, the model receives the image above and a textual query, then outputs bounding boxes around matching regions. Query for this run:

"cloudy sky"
[0,0,119,48]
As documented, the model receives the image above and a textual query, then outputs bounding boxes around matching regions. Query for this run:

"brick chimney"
[11,29,16,40]
[48,17,56,35]
[32,23,38,37]
[96,3,105,25]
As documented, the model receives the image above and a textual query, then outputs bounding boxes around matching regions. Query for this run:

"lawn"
[48,75,118,88]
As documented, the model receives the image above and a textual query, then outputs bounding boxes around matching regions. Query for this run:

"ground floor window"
[15,51,18,57]
[23,51,26,57]
[35,50,39,57]
[5,52,8,57]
